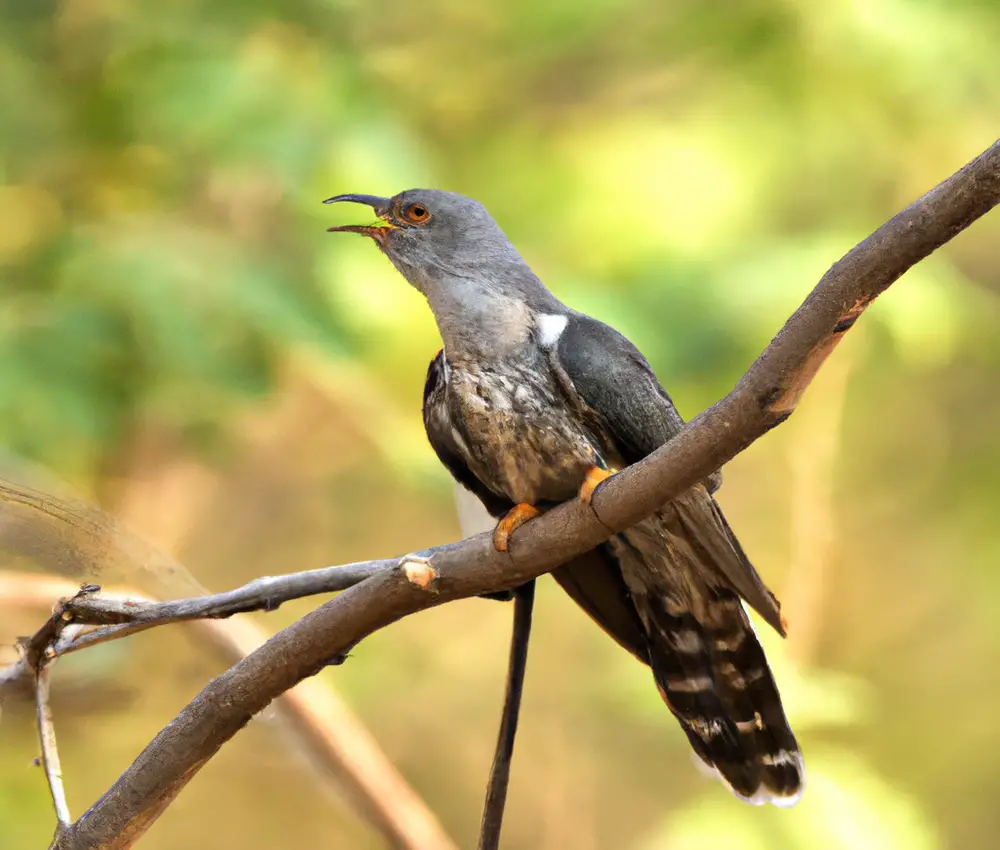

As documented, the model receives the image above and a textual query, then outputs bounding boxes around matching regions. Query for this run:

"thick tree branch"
[43,139,1000,849]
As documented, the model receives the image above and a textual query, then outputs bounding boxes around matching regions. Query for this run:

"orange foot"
[493,503,541,552]
[579,465,617,505]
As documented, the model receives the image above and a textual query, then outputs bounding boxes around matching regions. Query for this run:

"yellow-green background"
[2,0,999,847]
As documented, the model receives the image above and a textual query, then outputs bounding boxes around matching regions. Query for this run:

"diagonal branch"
[42,138,1000,849]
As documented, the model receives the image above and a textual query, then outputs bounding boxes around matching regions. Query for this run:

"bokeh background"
[2,0,1000,847]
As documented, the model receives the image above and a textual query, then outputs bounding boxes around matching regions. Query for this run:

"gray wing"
[553,313,784,635]
[553,314,686,462]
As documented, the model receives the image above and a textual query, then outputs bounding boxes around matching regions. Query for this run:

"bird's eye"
[403,204,430,224]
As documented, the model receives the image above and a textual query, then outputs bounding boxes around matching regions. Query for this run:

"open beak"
[324,193,397,247]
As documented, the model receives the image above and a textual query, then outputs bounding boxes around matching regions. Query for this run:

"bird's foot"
[493,503,540,552]
[398,553,437,589]
[579,465,617,505]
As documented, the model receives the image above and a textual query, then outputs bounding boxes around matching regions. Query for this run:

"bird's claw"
[493,504,541,552]
[579,466,617,505]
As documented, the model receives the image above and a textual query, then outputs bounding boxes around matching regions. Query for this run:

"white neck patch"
[536,313,568,348]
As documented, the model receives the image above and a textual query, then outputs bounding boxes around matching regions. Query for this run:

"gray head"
[325,189,564,354]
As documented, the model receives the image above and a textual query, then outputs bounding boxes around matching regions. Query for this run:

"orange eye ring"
[402,203,431,224]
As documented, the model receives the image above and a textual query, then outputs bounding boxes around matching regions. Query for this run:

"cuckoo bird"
[326,189,803,806]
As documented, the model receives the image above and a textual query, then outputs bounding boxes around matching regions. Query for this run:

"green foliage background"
[2,0,999,847]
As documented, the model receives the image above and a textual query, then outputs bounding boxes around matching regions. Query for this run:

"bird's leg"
[578,465,618,505]
[492,504,541,552]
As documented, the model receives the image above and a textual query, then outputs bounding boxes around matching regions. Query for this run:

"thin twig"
[0,556,402,684]
[53,621,159,656]
[0,553,411,714]
[0,555,404,686]
[478,580,536,850]
[62,558,400,626]
[36,661,71,831]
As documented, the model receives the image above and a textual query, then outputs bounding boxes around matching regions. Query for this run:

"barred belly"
[445,361,601,505]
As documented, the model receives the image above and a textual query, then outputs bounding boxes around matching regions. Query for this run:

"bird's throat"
[428,287,534,361]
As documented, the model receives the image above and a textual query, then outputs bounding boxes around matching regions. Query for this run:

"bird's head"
[325,189,533,297]
[326,188,564,356]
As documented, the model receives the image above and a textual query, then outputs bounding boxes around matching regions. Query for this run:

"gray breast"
[445,356,602,505]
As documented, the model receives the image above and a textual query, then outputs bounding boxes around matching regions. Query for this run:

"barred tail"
[636,591,804,806]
